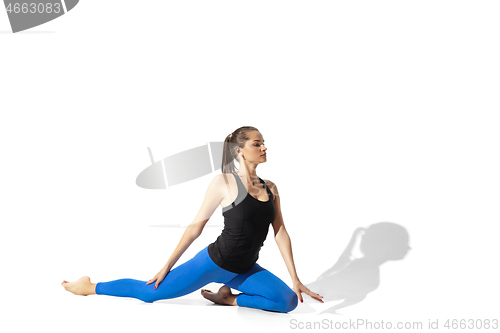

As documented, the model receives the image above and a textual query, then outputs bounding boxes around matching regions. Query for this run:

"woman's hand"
[146,266,170,289]
[293,281,324,303]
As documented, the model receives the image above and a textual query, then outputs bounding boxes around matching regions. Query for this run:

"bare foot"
[61,276,96,296]
[201,285,237,306]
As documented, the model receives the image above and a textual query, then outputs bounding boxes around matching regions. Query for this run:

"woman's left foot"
[201,285,237,306]
[61,276,96,296]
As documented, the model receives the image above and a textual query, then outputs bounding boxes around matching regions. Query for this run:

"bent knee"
[275,292,298,313]
[284,293,298,312]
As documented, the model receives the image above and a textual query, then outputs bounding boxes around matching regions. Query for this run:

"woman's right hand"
[146,266,170,289]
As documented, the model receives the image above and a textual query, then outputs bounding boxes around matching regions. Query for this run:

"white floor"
[4,221,499,333]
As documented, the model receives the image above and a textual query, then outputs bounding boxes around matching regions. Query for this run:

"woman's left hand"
[293,281,324,303]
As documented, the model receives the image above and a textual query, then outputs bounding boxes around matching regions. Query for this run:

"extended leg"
[94,247,236,303]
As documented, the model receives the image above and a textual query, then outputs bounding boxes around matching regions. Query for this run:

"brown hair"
[221,126,259,174]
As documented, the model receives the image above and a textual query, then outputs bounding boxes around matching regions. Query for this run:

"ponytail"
[221,134,237,174]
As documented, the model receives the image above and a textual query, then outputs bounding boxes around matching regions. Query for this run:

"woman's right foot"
[201,285,237,306]
[61,276,96,296]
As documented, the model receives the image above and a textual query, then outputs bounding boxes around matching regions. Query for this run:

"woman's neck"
[236,161,258,179]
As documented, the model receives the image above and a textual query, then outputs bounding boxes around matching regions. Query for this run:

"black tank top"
[208,172,276,274]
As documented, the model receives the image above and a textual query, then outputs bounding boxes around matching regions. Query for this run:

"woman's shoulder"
[213,173,238,189]
[262,178,279,197]
[208,173,233,190]
[262,178,275,187]
[217,172,237,181]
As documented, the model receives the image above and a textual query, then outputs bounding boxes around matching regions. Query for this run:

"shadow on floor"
[305,222,411,314]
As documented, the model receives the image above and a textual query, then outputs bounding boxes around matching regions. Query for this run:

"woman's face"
[238,130,267,163]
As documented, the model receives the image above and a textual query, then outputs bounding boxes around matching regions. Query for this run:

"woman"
[61,126,323,313]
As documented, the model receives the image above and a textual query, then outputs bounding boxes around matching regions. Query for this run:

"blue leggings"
[95,246,298,313]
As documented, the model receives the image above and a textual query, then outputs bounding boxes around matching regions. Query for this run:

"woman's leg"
[224,263,298,313]
[92,246,237,303]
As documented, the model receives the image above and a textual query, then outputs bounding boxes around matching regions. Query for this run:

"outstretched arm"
[269,181,324,304]
[147,174,225,289]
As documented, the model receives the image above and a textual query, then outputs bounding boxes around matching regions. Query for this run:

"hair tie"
[229,133,233,138]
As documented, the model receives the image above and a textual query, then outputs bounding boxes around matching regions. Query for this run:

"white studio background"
[1,1,499,332]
